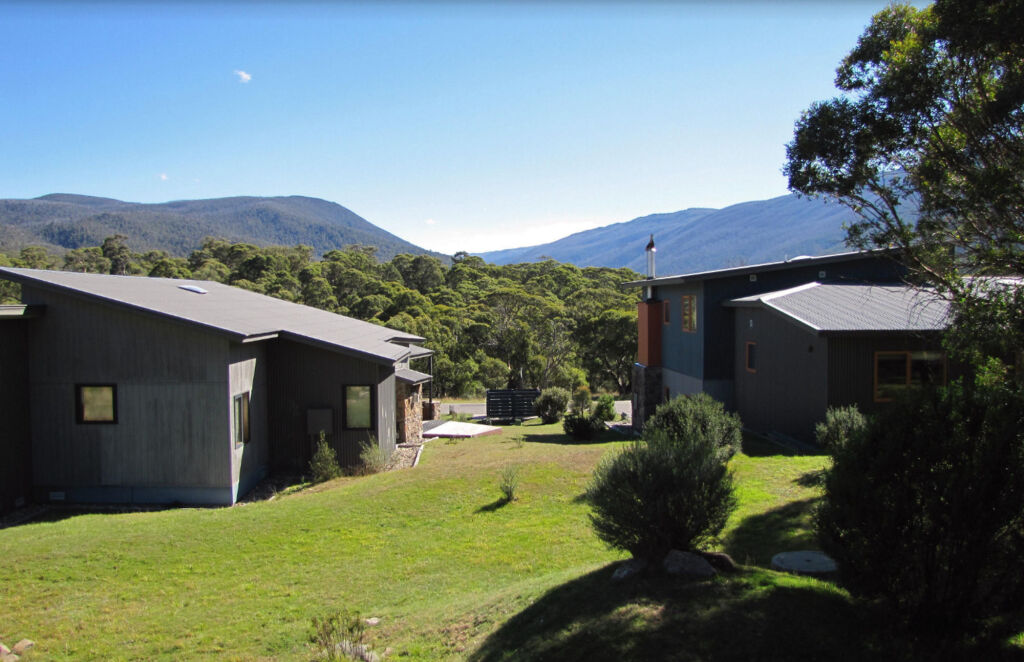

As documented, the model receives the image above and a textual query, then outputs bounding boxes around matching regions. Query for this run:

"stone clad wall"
[396,382,423,444]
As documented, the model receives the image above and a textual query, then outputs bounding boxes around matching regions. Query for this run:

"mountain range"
[0,192,861,275]
[0,194,442,261]
[476,193,857,275]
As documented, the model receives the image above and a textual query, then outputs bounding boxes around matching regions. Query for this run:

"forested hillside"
[0,237,640,397]
[478,193,855,274]
[0,194,443,262]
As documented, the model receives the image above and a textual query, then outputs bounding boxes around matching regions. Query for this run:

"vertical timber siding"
[734,308,828,441]
[229,342,269,500]
[267,339,395,470]
[0,322,32,513]
[20,286,232,504]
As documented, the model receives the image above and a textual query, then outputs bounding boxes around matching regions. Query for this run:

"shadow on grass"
[794,468,827,488]
[722,498,821,568]
[740,435,829,458]
[468,565,1024,662]
[475,498,512,513]
[522,429,628,446]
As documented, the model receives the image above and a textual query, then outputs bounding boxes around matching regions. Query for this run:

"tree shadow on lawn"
[467,565,1024,662]
[740,435,828,458]
[522,429,630,447]
[722,498,821,568]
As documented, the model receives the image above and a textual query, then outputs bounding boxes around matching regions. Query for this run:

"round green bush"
[817,381,1024,633]
[562,412,606,441]
[586,426,736,561]
[534,387,570,424]
[593,393,616,422]
[814,404,867,452]
[645,393,741,458]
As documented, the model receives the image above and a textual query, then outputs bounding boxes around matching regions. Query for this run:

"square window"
[76,384,117,423]
[233,392,251,446]
[344,385,373,430]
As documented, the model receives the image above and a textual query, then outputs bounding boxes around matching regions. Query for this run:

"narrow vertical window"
[663,300,670,324]
[76,384,117,423]
[233,392,250,446]
[681,295,697,333]
[344,385,373,430]
[745,342,757,373]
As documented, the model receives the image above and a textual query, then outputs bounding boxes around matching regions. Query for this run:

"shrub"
[814,404,867,452]
[571,385,592,415]
[309,609,375,661]
[309,433,342,483]
[356,437,389,475]
[562,413,606,441]
[587,426,736,561]
[499,464,521,502]
[534,387,570,424]
[816,381,1024,634]
[645,393,741,459]
[593,393,616,422]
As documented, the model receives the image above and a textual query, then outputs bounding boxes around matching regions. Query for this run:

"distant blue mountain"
[0,194,443,261]
[477,193,856,275]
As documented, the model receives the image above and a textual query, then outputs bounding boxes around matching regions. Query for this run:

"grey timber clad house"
[0,268,432,514]
[624,250,955,442]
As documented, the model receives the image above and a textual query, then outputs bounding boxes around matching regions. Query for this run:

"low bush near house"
[309,433,342,483]
[562,413,606,441]
[593,393,616,422]
[534,388,570,424]
[814,405,867,452]
[587,425,736,561]
[817,380,1024,634]
[356,438,389,475]
[646,393,740,459]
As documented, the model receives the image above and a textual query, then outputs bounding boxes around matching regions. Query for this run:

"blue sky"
[0,1,897,254]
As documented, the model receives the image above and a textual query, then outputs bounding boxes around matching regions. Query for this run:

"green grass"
[2,424,1020,661]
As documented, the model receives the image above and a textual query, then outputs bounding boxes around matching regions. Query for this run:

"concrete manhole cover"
[770,550,837,575]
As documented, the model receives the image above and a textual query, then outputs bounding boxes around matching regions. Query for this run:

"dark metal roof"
[726,282,950,333]
[0,268,425,364]
[395,368,432,384]
[622,249,894,289]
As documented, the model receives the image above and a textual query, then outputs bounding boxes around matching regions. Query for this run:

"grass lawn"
[2,423,1020,661]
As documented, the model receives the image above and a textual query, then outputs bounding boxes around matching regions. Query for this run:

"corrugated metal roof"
[0,268,424,363]
[726,282,950,333]
[395,368,432,384]
[622,248,895,289]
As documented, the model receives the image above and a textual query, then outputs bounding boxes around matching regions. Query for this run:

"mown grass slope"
[3,423,1018,661]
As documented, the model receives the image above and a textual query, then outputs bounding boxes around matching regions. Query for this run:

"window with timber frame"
[680,295,697,333]
[344,385,374,430]
[233,392,250,446]
[873,350,946,402]
[76,384,117,424]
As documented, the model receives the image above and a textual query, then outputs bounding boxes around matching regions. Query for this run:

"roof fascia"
[277,330,407,366]
[620,249,895,290]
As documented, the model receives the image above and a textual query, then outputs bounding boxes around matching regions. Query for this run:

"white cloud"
[159,173,169,181]
[425,218,437,226]
[234,70,252,83]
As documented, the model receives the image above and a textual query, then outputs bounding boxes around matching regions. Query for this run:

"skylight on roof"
[178,285,208,294]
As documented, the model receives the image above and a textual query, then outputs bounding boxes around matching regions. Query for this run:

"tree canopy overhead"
[785,0,1024,363]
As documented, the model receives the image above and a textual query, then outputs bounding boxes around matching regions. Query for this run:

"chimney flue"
[645,234,656,279]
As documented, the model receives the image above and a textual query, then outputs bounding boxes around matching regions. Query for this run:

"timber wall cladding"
[21,286,230,489]
[0,322,32,513]
[267,339,395,469]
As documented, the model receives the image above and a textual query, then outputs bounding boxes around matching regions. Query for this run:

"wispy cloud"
[159,173,169,181]
[234,69,252,83]
[425,218,437,226]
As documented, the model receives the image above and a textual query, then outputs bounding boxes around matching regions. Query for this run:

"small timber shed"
[0,267,432,513]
